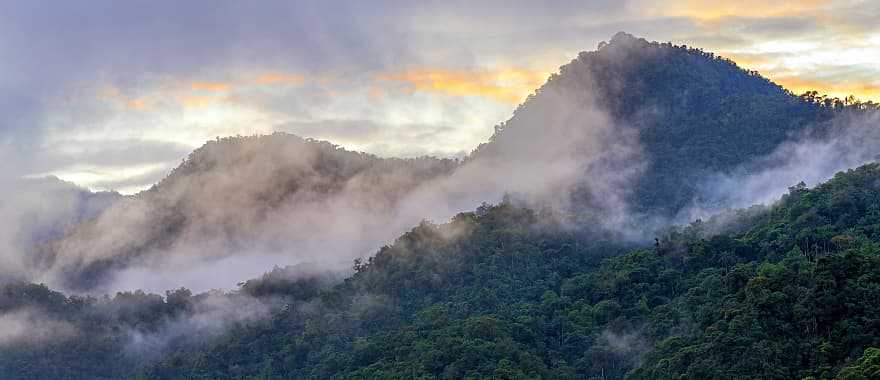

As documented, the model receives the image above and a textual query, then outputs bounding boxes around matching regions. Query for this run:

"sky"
[1,0,879,194]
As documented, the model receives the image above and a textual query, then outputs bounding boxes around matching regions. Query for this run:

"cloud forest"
[2,2,880,379]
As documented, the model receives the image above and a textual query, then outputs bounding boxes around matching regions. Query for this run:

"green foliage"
[837,348,880,380]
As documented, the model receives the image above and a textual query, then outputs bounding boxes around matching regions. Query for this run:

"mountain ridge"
[38,133,458,291]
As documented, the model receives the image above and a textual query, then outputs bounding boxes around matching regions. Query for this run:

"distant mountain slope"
[0,177,120,282]
[39,134,456,291]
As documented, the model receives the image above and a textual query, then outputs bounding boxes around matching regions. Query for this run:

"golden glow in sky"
[655,0,828,21]
[378,68,550,104]
[655,0,880,102]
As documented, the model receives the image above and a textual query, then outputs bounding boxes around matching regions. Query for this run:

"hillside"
[38,134,457,291]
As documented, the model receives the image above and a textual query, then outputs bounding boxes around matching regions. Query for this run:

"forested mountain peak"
[478,32,839,217]
[145,133,454,198]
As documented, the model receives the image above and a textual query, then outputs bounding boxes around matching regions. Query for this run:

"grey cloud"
[683,111,880,221]
[802,64,880,84]
[122,291,274,356]
[275,119,463,157]
[0,176,120,281]
[824,1,880,31]
[86,165,175,193]
[715,16,824,39]
[276,120,384,142]
[36,139,192,172]
[0,308,78,347]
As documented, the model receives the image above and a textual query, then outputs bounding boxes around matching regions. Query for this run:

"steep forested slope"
[632,164,880,379]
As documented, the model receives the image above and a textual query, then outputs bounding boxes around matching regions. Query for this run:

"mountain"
[37,134,457,291]
[473,32,837,217]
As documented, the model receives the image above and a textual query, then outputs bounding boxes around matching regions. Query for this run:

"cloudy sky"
[2,0,879,193]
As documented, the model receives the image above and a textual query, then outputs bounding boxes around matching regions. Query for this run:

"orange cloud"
[96,86,152,111]
[378,68,549,103]
[191,82,231,92]
[126,97,150,111]
[96,86,122,101]
[255,73,305,85]
[368,86,384,98]
[655,0,825,20]
[178,95,215,109]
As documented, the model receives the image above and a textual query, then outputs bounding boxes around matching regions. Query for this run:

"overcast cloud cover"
[1,0,879,193]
